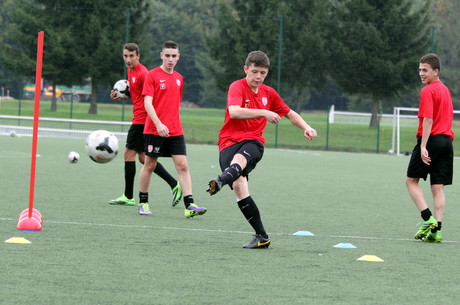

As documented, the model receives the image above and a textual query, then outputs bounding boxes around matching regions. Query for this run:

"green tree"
[433,0,460,108]
[207,0,282,95]
[0,0,150,115]
[0,0,23,99]
[282,0,329,113]
[0,0,87,111]
[146,0,221,107]
[74,0,150,114]
[327,0,432,127]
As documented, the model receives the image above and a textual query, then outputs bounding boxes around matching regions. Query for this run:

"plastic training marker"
[333,243,356,249]
[16,31,44,232]
[5,237,31,244]
[20,208,42,225]
[293,231,315,236]
[357,255,384,262]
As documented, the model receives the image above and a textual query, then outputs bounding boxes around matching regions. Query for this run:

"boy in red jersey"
[407,53,454,243]
[109,43,182,209]
[139,41,206,218]
[206,51,317,248]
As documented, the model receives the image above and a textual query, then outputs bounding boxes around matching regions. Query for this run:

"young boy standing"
[139,41,206,218]
[406,53,454,243]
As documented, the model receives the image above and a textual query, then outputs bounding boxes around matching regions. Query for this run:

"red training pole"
[28,31,44,218]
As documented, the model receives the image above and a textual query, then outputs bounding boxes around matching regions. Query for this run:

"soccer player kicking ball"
[207,51,317,248]
[406,53,454,243]
[139,40,206,218]
[109,43,182,211]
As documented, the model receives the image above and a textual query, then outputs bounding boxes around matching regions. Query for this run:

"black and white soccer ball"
[85,130,119,164]
[68,151,80,163]
[113,79,130,99]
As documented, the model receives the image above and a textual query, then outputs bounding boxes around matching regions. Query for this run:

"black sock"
[154,162,177,189]
[124,161,136,199]
[432,221,442,233]
[421,208,432,221]
[139,192,148,204]
[237,196,268,238]
[184,195,194,208]
[219,163,242,186]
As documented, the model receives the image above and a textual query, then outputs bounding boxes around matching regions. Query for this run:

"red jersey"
[218,78,291,152]
[127,63,148,124]
[142,67,184,136]
[417,80,454,140]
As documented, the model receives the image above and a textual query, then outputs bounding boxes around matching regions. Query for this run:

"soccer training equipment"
[68,151,80,163]
[414,216,438,239]
[207,178,223,195]
[422,230,442,243]
[243,234,271,249]
[113,79,130,99]
[85,130,119,163]
[109,194,135,206]
[139,203,152,215]
[185,204,207,218]
[171,182,182,207]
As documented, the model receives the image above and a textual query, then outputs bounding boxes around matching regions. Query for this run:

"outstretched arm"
[228,105,281,124]
[285,110,317,140]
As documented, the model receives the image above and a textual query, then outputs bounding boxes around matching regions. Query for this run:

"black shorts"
[144,134,187,157]
[407,135,453,185]
[219,140,264,178]
[126,124,145,153]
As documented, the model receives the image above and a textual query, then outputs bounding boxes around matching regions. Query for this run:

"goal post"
[392,107,460,156]
[391,107,418,156]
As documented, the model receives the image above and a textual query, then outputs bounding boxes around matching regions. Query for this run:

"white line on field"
[2,217,457,243]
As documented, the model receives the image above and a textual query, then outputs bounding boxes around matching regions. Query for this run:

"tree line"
[0,0,458,125]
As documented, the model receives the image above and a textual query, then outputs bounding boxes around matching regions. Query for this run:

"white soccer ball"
[113,79,130,99]
[85,130,119,163]
[68,151,80,163]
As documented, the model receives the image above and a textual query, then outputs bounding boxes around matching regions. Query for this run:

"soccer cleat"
[422,230,442,243]
[108,194,135,206]
[185,203,207,218]
[207,178,223,195]
[243,234,271,249]
[139,203,152,215]
[414,216,438,239]
[171,183,182,207]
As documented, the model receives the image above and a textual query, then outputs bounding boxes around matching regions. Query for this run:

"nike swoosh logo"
[160,80,166,82]
[258,240,270,246]
[243,150,251,157]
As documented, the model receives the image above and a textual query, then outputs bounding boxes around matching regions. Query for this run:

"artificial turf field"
[1,135,460,305]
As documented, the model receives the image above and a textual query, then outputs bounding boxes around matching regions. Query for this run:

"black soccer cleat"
[207,178,223,195]
[243,234,271,249]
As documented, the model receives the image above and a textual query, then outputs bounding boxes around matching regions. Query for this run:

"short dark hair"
[420,53,441,71]
[124,43,139,55]
[245,51,270,68]
[163,40,179,51]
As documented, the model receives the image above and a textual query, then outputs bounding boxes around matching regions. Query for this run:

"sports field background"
[1,135,460,304]
[4,100,460,155]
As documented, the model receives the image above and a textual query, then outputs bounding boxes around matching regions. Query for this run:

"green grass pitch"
[1,135,460,304]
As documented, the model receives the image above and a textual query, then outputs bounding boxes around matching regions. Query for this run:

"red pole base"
[17,217,42,231]
[20,208,43,224]
[17,209,42,231]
